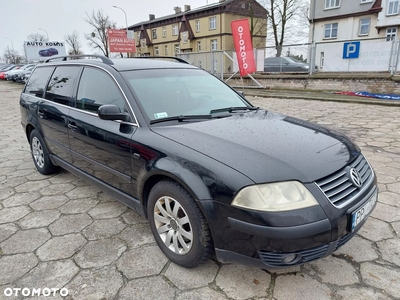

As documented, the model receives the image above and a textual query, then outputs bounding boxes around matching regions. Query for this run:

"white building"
[309,0,399,72]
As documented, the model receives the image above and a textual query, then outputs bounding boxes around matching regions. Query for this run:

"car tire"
[147,180,212,268]
[29,129,59,175]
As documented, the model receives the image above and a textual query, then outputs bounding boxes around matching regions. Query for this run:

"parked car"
[0,65,20,80]
[38,48,58,57]
[264,56,311,72]
[20,55,378,269]
[6,64,36,81]
[20,71,33,84]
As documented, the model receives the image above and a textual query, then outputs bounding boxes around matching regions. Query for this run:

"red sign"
[108,29,136,53]
[231,19,256,76]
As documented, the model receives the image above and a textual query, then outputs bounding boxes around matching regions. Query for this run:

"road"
[0,81,399,299]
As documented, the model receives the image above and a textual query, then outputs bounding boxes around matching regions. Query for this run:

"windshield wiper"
[210,106,259,114]
[150,114,213,124]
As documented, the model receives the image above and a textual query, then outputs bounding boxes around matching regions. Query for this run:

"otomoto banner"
[230,19,256,76]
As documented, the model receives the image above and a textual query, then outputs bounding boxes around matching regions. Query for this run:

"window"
[325,0,340,9]
[164,45,169,55]
[197,41,202,52]
[198,61,202,68]
[155,46,159,56]
[195,20,200,32]
[152,29,157,39]
[209,17,217,30]
[360,0,372,3]
[175,44,180,54]
[24,67,54,98]
[324,23,338,38]
[320,52,325,69]
[140,39,146,48]
[172,24,179,36]
[77,68,126,113]
[162,27,167,38]
[359,18,370,35]
[182,32,188,43]
[387,0,399,15]
[211,39,218,51]
[386,27,397,40]
[45,67,81,107]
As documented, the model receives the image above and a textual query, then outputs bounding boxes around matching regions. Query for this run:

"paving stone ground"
[0,81,399,299]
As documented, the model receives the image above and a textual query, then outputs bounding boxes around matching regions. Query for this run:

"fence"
[177,38,400,77]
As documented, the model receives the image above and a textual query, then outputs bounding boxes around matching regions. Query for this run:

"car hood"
[151,110,359,183]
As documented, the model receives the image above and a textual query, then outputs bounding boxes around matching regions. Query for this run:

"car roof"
[40,56,198,72]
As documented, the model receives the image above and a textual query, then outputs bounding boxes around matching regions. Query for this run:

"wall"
[227,74,400,94]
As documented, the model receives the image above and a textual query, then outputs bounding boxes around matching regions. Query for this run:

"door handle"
[68,122,78,131]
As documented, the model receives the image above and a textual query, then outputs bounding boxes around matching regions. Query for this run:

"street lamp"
[5,38,14,50]
[5,38,15,64]
[112,5,129,38]
[38,28,49,41]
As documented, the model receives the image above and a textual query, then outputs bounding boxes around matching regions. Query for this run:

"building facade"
[309,0,400,72]
[309,0,399,42]
[128,0,267,57]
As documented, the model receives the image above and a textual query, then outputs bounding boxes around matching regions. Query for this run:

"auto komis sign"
[24,41,66,61]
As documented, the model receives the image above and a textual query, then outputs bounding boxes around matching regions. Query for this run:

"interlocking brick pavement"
[0,81,399,299]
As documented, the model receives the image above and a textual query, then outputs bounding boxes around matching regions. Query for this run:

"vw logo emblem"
[350,168,362,188]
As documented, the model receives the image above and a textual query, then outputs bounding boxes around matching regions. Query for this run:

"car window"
[122,68,248,121]
[76,67,127,114]
[45,66,81,107]
[24,67,54,98]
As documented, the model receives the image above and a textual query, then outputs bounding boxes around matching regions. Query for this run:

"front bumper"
[200,181,377,269]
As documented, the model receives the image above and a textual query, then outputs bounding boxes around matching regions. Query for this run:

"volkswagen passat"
[20,55,377,268]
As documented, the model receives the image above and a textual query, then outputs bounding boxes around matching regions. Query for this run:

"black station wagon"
[20,55,378,268]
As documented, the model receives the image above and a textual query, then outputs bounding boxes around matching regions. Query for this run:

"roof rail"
[133,56,190,64]
[44,55,114,65]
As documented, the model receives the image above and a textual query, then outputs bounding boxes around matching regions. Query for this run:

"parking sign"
[343,42,360,59]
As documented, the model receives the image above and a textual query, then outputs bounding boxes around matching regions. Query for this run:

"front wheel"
[147,180,212,268]
[29,129,59,175]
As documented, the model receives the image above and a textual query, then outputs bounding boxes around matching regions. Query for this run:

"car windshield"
[122,68,250,122]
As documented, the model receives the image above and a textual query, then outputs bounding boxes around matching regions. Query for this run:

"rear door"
[68,67,137,196]
[38,66,81,164]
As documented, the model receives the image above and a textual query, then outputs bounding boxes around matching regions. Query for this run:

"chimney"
[149,14,155,20]
[184,5,191,12]
[174,6,182,14]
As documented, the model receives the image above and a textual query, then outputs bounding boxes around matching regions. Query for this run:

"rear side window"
[24,67,54,98]
[76,67,127,113]
[45,66,81,107]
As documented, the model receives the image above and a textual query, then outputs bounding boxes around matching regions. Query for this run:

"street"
[0,80,399,300]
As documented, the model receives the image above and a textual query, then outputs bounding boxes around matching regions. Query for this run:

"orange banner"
[231,19,256,76]
[108,29,136,53]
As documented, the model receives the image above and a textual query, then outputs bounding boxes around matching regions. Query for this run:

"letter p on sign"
[343,41,360,59]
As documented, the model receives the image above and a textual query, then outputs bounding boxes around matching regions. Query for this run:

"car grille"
[315,155,374,207]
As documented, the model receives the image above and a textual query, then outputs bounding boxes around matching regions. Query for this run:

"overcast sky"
[0,0,219,62]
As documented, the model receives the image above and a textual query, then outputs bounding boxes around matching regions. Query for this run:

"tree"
[27,33,48,42]
[3,48,24,64]
[84,10,116,57]
[65,31,84,55]
[263,0,309,57]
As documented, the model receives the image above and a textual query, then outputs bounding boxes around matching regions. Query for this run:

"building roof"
[128,0,267,29]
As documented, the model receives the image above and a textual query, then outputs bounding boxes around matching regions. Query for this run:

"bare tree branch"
[26,33,48,42]
[262,0,309,57]
[84,9,116,57]
[65,31,83,55]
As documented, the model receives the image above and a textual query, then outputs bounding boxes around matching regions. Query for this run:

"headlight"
[231,181,318,212]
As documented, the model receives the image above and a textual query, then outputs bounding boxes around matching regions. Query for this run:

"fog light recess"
[283,253,301,264]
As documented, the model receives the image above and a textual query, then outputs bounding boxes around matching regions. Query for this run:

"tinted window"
[24,67,54,98]
[77,67,127,113]
[45,66,81,107]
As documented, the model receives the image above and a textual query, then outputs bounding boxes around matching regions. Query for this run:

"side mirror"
[98,104,131,122]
